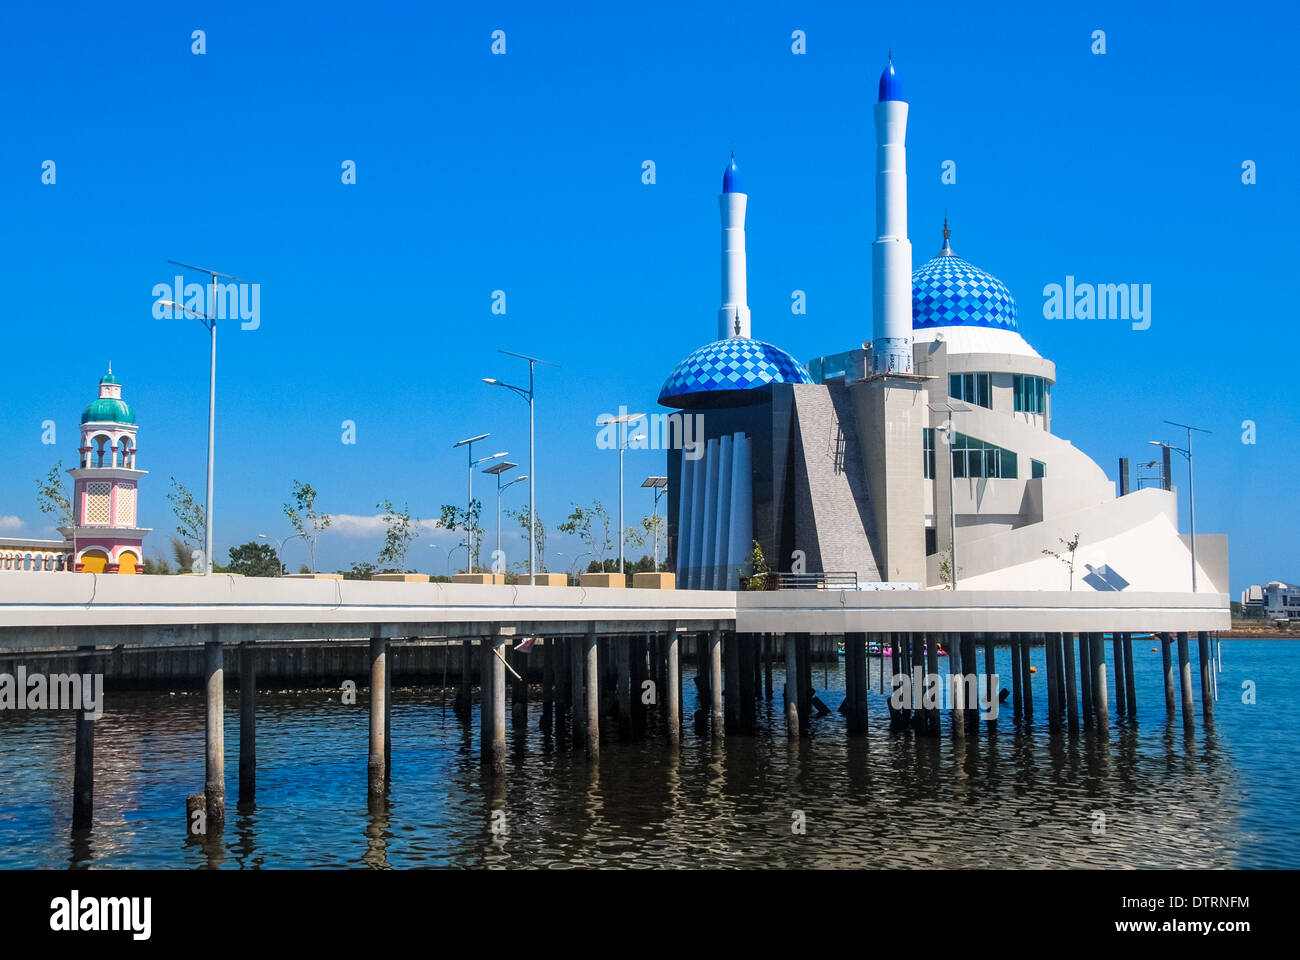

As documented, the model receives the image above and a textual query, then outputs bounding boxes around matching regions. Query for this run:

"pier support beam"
[616,635,633,739]
[1062,632,1079,733]
[1046,630,1061,734]
[72,644,95,831]
[666,626,681,745]
[1112,634,1127,717]
[709,628,724,740]
[456,639,473,720]
[204,637,225,829]
[1020,635,1034,723]
[510,642,528,729]
[584,628,600,758]
[1161,633,1176,717]
[541,638,554,734]
[1010,636,1023,722]
[479,637,494,763]
[490,633,507,776]
[1090,634,1109,734]
[982,635,995,729]
[948,633,965,739]
[1177,632,1195,728]
[1079,634,1093,728]
[239,642,256,804]
[784,633,799,738]
[1123,633,1137,723]
[368,635,388,795]
[763,635,774,699]
[1198,631,1215,727]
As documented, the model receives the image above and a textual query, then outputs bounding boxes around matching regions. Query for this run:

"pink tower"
[66,368,150,573]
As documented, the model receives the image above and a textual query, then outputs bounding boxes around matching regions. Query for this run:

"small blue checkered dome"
[722,155,742,194]
[878,60,902,102]
[659,337,813,409]
[912,248,1018,331]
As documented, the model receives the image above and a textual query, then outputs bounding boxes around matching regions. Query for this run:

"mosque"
[0,369,149,573]
[659,59,1225,594]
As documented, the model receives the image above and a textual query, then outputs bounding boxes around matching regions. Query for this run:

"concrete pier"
[1122,633,1137,722]
[239,642,256,803]
[479,637,494,763]
[541,637,554,733]
[666,626,681,745]
[1198,631,1215,726]
[1062,631,1079,733]
[1020,635,1034,722]
[368,635,387,795]
[571,634,585,749]
[784,633,799,738]
[1112,634,1127,717]
[1010,635,1023,722]
[204,637,225,828]
[490,633,507,775]
[615,636,632,739]
[72,644,94,830]
[708,628,724,740]
[510,643,527,728]
[1045,629,1061,734]
[948,633,965,739]
[1078,634,1093,728]
[456,639,473,719]
[1177,631,1195,727]
[584,628,599,757]
[982,635,995,729]
[1090,633,1109,734]
[1161,633,1176,717]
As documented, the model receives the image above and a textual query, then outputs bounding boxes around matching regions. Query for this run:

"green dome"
[99,372,120,386]
[81,398,136,425]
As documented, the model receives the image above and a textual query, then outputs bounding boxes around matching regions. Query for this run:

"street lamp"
[1149,419,1210,591]
[162,260,251,575]
[927,399,971,589]
[483,350,558,584]
[257,532,303,575]
[453,434,505,574]
[482,461,527,567]
[641,476,668,570]
[597,412,646,574]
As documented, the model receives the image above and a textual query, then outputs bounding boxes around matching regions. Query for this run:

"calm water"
[1,639,1296,868]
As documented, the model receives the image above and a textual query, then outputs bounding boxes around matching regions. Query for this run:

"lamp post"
[453,434,506,574]
[483,461,526,566]
[641,476,668,570]
[257,532,303,575]
[928,399,971,589]
[483,350,558,584]
[1150,420,1210,592]
[163,261,250,575]
[597,412,645,574]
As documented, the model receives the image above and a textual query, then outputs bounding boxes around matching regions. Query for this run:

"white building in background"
[1241,581,1299,619]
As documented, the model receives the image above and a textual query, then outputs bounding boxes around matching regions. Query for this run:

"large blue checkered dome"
[912,250,1018,331]
[659,337,814,409]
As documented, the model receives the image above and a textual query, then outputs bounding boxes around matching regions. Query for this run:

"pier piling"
[239,642,256,803]
[1122,633,1137,722]
[491,633,507,775]
[666,625,681,745]
[1020,635,1034,723]
[1045,630,1061,734]
[784,633,799,738]
[1079,634,1093,728]
[983,635,995,728]
[1198,631,1214,727]
[1112,634,1127,717]
[1010,636,1023,722]
[709,628,724,740]
[368,635,388,796]
[1061,631,1079,733]
[1090,634,1109,734]
[456,639,473,720]
[1177,632,1195,728]
[584,628,599,758]
[204,637,225,829]
[1160,633,1176,717]
[72,644,95,830]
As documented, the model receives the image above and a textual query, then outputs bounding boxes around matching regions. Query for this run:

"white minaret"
[718,154,751,340]
[871,57,914,375]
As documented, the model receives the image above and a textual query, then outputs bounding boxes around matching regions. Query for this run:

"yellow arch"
[80,550,109,574]
[118,551,139,575]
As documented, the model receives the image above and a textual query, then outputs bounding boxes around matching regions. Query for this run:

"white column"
[871,97,914,375]
[687,439,709,589]
[698,438,720,591]
[711,434,734,590]
[718,192,751,339]
[676,452,696,585]
[726,432,753,590]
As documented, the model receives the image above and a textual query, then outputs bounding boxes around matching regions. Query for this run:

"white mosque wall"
[675,432,753,589]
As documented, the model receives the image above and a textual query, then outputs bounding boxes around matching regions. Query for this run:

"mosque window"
[951,432,1018,479]
[923,428,935,479]
[1014,374,1048,414]
[1032,459,1046,479]
[949,372,991,408]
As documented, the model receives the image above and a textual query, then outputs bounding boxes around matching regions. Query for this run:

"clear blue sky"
[3,1,1294,592]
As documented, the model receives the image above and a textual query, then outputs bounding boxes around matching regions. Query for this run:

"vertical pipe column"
[1062,632,1079,733]
[925,633,939,735]
[796,634,811,731]
[368,635,388,795]
[72,644,95,831]
[1020,635,1035,723]
[739,634,756,734]
[584,628,600,757]
[490,633,507,775]
[948,633,965,740]
[615,635,632,739]
[239,642,256,803]
[204,636,225,828]
[982,635,995,728]
[723,632,739,732]
[1176,632,1195,727]
[709,628,724,740]
[1091,634,1109,734]
[457,639,473,720]
[542,637,554,734]
[963,635,979,733]
[1045,630,1061,734]
[1197,631,1215,726]
[763,635,774,699]
[510,643,528,728]
[1010,636,1023,722]
[844,633,860,736]
[666,626,681,745]
[571,635,586,749]
[1078,634,1094,728]
[1161,633,1176,717]
[1112,634,1127,717]
[1123,634,1137,723]
[479,637,494,762]
[783,633,799,738]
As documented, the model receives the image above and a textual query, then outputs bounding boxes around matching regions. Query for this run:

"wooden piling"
[1197,631,1214,726]
[1091,633,1109,734]
[709,628,724,740]
[666,626,681,745]
[368,635,388,795]
[1062,632,1079,733]
[204,637,225,828]
[1160,633,1176,717]
[783,633,799,738]
[72,644,94,830]
[239,642,256,803]
[584,628,599,757]
[1176,631,1195,727]
[1122,633,1137,722]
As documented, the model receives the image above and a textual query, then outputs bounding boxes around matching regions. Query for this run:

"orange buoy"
[1029,666,1037,673]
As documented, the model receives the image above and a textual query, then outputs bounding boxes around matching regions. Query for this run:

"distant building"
[0,368,150,573]
[1241,581,1299,619]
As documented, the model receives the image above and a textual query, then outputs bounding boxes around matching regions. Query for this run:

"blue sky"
[2,1,1294,592]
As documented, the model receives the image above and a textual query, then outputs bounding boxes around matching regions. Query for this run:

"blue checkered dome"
[659,337,813,409]
[912,252,1018,330]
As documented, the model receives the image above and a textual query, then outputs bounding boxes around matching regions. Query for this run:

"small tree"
[743,540,769,590]
[435,501,483,571]
[377,499,418,572]
[36,461,73,532]
[285,481,331,573]
[344,561,377,580]
[227,541,282,577]
[167,478,207,567]
[640,512,666,569]
[1042,532,1082,590]
[505,505,548,573]
[557,500,614,573]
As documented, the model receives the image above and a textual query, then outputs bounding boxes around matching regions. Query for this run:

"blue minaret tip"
[722,153,743,194]
[878,56,902,102]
